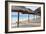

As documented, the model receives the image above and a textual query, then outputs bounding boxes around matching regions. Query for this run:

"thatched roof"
[33,7,41,16]
[12,6,41,16]
[12,6,33,14]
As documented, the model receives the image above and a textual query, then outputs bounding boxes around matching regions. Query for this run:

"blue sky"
[25,6,39,11]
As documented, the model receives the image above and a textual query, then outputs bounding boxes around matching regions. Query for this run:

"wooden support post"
[17,11,19,27]
[28,14,29,23]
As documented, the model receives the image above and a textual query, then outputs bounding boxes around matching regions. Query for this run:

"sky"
[25,6,39,11]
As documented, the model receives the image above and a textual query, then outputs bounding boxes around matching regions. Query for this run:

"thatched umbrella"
[12,6,33,27]
[33,7,41,16]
